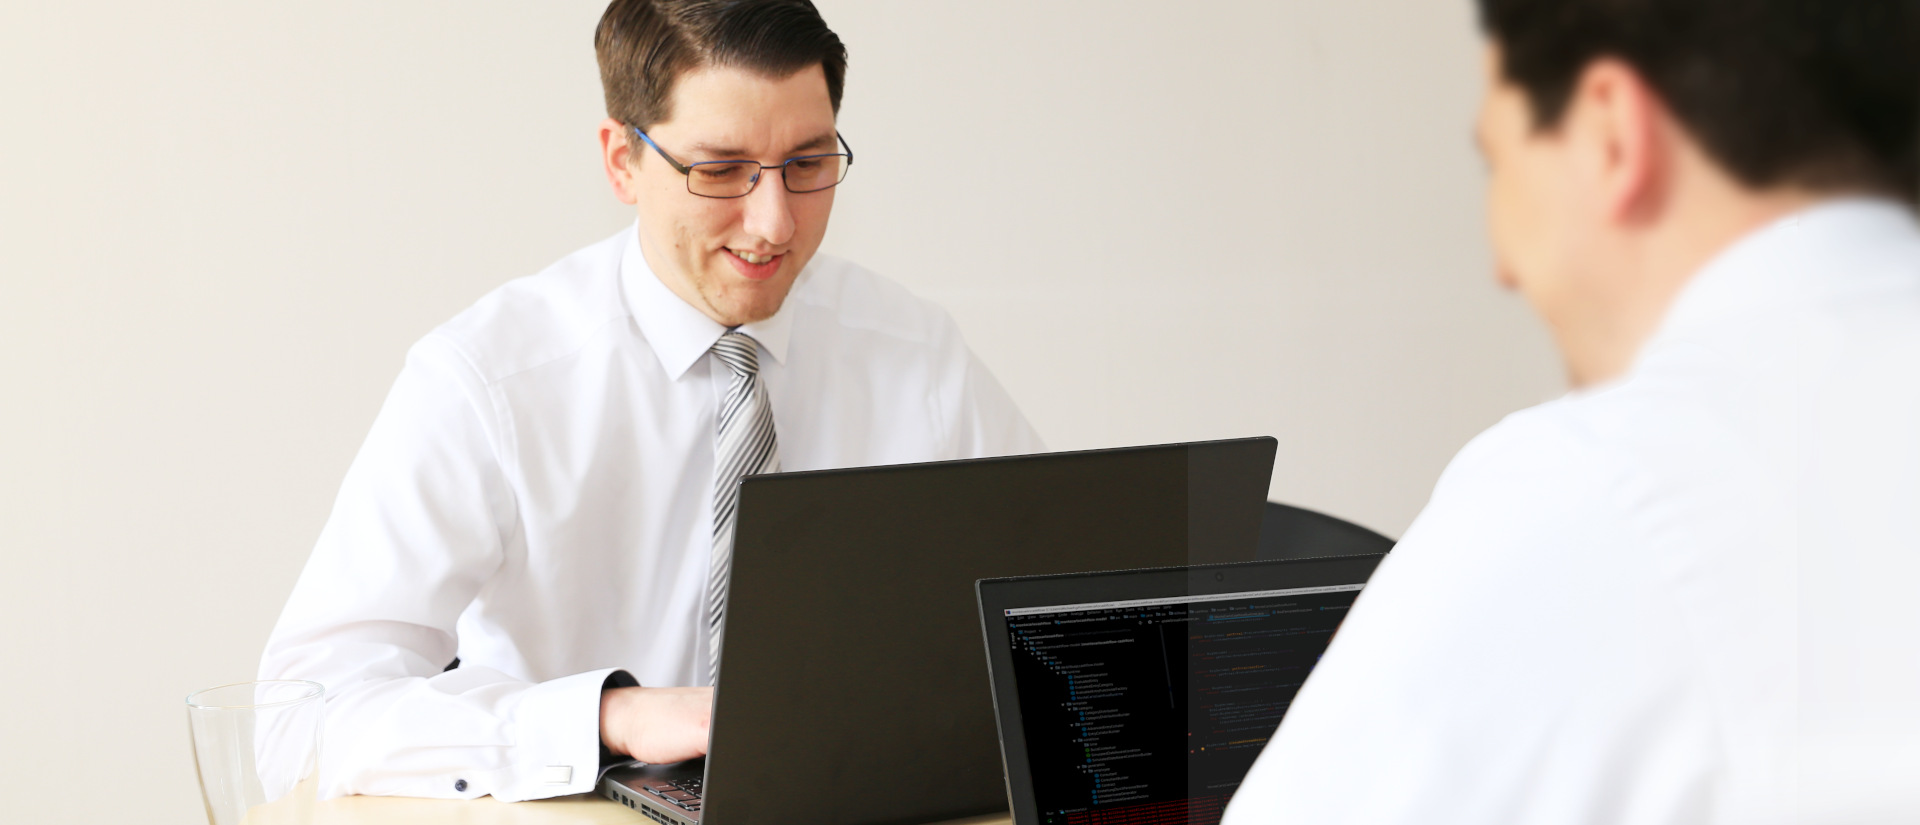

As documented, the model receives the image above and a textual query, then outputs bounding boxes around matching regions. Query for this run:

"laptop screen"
[1001,583,1364,825]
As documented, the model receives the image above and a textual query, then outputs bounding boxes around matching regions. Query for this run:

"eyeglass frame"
[630,126,854,199]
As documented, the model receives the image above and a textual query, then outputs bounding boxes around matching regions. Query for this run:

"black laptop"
[600,438,1278,825]
[976,556,1385,825]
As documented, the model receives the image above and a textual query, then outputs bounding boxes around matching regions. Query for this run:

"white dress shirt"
[1223,199,1920,825]
[260,226,1044,802]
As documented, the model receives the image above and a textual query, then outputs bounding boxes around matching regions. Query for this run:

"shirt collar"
[1640,196,1920,357]
[620,225,797,380]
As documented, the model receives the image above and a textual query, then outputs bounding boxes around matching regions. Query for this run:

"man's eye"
[789,159,821,172]
[697,165,747,180]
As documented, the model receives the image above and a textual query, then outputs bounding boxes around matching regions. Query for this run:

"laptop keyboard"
[640,778,703,812]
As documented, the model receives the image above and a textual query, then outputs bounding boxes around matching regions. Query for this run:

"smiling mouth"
[723,247,785,282]
[729,248,778,265]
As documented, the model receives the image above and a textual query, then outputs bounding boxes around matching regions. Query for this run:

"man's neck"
[1561,185,1828,388]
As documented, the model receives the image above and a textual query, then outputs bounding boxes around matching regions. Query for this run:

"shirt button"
[454,779,468,792]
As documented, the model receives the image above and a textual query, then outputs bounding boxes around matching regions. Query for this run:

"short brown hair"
[595,0,847,142]
[1479,0,1920,203]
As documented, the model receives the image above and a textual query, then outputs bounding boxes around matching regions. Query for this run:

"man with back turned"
[1227,2,1920,823]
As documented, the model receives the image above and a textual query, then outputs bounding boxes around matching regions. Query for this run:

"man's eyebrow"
[685,133,837,160]
[685,142,750,160]
[788,132,838,154]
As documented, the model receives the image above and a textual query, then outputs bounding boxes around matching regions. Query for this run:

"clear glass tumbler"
[185,680,325,825]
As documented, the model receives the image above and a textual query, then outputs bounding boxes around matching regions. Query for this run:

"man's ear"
[599,117,640,206]
[1566,58,1670,227]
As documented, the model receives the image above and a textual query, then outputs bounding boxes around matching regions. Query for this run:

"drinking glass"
[185,680,325,825]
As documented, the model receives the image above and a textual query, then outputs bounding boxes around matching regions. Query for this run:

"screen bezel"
[975,555,1386,825]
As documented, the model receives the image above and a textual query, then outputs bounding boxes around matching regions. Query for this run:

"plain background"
[0,1,1560,822]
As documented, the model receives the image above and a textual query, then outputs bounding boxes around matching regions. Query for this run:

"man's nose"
[740,170,796,246]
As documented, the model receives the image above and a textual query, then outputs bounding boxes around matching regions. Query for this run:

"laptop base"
[601,760,704,824]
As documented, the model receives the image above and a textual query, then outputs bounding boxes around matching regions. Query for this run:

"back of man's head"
[1479,0,1920,205]
[594,0,847,139]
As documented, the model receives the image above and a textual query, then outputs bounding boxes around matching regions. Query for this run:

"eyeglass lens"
[687,155,849,198]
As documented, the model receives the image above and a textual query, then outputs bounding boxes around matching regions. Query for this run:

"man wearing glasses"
[260,0,1042,802]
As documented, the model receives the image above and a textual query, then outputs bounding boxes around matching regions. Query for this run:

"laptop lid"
[977,556,1385,825]
[701,438,1277,825]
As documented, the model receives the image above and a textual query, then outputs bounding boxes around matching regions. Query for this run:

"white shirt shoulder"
[784,253,960,346]
[1222,391,1736,825]
[424,230,630,385]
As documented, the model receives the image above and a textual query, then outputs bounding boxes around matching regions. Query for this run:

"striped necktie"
[707,331,779,685]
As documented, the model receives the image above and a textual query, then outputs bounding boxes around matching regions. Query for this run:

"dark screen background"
[1006,588,1360,825]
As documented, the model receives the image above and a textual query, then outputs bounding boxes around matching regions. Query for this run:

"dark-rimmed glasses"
[632,127,853,199]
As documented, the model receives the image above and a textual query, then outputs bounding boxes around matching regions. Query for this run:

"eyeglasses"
[631,127,854,199]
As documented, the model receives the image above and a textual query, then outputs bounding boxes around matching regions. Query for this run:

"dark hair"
[1478,0,1920,203]
[595,0,847,140]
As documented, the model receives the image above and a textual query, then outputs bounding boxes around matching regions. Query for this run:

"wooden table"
[315,793,1011,825]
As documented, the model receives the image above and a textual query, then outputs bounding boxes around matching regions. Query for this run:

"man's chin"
[702,282,793,327]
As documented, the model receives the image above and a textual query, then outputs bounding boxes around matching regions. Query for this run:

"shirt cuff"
[489,667,629,802]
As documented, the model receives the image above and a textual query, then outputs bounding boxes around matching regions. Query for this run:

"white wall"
[0,2,1559,822]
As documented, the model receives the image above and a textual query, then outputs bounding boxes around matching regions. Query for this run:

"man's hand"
[600,686,714,764]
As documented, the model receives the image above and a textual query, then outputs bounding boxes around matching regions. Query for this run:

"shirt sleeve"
[1219,409,1716,825]
[258,334,610,802]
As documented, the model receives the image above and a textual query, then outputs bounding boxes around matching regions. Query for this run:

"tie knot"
[710,331,761,377]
